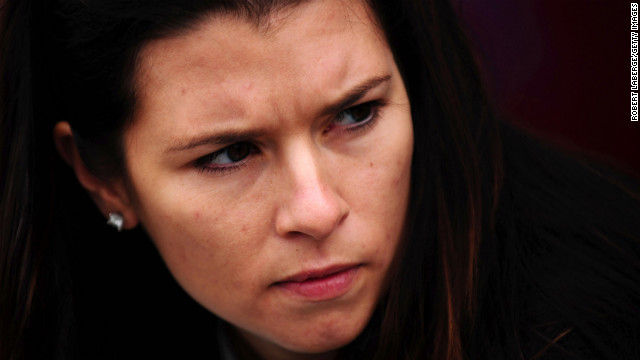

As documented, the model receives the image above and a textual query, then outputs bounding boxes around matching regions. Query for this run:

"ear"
[53,121,139,230]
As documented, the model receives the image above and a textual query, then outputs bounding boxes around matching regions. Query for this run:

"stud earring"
[107,212,124,232]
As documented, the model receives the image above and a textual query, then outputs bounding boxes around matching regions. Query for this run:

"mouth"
[273,264,362,301]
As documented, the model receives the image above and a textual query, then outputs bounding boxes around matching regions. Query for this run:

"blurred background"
[454,0,640,176]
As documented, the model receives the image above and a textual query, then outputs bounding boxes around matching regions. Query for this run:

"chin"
[285,334,356,354]
[239,309,372,358]
[275,315,370,354]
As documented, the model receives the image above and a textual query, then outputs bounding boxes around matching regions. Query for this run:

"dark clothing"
[487,125,640,359]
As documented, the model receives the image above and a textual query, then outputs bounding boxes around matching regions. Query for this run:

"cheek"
[344,116,413,252]
[353,118,413,212]
[133,185,273,304]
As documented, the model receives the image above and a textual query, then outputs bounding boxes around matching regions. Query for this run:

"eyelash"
[194,144,257,175]
[327,100,383,135]
[195,101,383,175]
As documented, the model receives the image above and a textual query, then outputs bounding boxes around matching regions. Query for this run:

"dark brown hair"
[2,0,638,359]
[0,0,502,357]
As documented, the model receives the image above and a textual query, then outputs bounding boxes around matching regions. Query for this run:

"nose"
[274,144,349,241]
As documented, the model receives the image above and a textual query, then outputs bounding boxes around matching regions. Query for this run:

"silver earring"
[107,212,124,232]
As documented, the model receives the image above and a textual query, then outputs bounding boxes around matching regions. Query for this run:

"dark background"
[454,0,639,175]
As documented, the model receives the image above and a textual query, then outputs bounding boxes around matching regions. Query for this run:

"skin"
[56,0,413,359]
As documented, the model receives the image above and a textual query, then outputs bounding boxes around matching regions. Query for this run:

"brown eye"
[201,142,254,166]
[226,143,252,162]
[334,102,374,126]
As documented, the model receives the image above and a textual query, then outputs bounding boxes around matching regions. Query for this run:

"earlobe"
[53,121,139,230]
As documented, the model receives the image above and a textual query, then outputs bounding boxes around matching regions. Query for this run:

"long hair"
[0,1,69,358]
[372,1,500,358]
[5,0,496,358]
[2,0,637,359]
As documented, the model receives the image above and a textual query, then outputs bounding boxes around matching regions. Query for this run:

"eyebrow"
[165,74,392,153]
[165,129,267,153]
[320,74,392,116]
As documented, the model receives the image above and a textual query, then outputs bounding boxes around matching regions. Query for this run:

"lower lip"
[276,266,360,301]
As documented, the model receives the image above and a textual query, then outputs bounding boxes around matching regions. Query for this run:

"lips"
[278,264,359,283]
[274,264,361,300]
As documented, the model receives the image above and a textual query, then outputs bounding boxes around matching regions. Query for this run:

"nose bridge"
[288,140,326,193]
[275,138,348,240]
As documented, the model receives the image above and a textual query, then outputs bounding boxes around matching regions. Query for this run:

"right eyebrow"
[164,129,267,153]
[320,74,392,116]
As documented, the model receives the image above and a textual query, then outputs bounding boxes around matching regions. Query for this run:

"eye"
[326,101,382,135]
[334,102,375,126]
[212,142,253,164]
[195,142,256,173]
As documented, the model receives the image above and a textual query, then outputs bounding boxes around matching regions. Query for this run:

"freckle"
[369,162,373,167]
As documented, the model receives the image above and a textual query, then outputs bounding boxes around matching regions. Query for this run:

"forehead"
[132,0,390,136]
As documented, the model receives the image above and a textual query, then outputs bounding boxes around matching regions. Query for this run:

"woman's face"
[125,0,413,358]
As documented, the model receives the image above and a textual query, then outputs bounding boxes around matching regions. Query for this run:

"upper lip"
[276,263,360,283]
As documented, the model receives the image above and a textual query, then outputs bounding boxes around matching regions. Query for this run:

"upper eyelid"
[165,75,392,154]
[327,102,382,136]
[166,130,267,154]
[320,75,391,117]
[341,99,386,114]
[200,102,378,153]
[195,102,382,172]
[189,101,383,154]
[200,102,378,160]
[190,101,383,158]
[335,101,377,118]
[194,142,256,166]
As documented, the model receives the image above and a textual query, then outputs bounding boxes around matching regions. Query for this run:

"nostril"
[286,231,307,239]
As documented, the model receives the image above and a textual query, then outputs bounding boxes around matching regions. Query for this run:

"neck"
[226,324,342,360]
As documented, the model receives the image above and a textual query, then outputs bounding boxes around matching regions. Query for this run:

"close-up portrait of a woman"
[1,0,639,359]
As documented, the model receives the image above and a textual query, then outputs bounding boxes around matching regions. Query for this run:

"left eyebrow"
[163,74,392,154]
[321,74,392,115]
